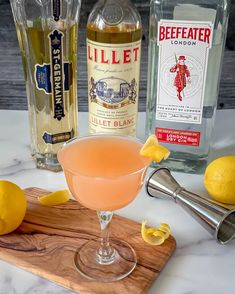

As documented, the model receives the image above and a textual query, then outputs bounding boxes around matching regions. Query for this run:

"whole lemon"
[204,156,235,204]
[0,181,27,235]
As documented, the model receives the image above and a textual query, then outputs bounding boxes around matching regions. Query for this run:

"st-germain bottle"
[87,0,142,136]
[146,0,229,173]
[11,0,81,172]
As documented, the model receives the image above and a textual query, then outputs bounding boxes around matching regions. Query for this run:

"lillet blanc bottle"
[146,0,229,173]
[87,0,142,136]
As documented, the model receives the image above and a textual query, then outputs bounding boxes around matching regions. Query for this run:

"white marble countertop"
[0,109,235,294]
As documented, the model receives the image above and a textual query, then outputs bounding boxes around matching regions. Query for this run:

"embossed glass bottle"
[146,0,229,173]
[10,0,81,171]
[87,0,142,136]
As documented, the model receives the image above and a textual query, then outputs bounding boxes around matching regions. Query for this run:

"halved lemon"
[38,190,70,206]
[140,135,170,162]
[0,180,27,235]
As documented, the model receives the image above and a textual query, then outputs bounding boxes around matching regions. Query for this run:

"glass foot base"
[74,238,137,282]
[33,153,62,172]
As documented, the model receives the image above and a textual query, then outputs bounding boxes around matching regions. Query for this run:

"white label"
[87,39,141,136]
[156,20,213,124]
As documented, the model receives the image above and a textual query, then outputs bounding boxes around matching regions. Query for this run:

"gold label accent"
[87,39,141,136]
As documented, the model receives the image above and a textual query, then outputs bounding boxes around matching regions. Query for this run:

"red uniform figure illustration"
[170,55,191,101]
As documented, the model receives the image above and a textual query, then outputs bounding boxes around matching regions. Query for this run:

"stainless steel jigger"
[146,168,235,245]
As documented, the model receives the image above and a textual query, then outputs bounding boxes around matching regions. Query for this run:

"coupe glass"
[58,134,150,282]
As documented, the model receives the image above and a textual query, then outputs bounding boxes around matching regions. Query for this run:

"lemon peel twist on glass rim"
[140,134,170,163]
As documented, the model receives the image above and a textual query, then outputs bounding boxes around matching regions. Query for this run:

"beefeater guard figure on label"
[170,55,191,101]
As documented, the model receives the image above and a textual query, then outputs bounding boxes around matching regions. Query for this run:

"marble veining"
[0,110,235,294]
[0,160,35,177]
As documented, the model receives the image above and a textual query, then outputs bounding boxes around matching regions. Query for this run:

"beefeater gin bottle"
[146,0,230,173]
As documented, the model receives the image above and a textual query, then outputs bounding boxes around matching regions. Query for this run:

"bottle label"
[156,128,200,146]
[43,129,74,144]
[35,29,68,121]
[34,29,73,144]
[49,29,65,121]
[52,0,62,22]
[87,39,141,136]
[156,20,213,124]
[35,62,70,95]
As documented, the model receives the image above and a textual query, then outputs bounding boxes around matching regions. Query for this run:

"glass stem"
[96,211,116,265]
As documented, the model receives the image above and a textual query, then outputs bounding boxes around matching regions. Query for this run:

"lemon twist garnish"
[141,220,171,245]
[38,190,70,206]
[140,135,170,162]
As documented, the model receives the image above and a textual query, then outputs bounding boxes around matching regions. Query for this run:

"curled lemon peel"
[160,223,171,231]
[141,220,171,246]
[140,135,170,162]
[38,190,70,206]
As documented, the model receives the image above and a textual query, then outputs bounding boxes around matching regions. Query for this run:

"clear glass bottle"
[87,0,142,136]
[146,0,229,173]
[10,0,81,172]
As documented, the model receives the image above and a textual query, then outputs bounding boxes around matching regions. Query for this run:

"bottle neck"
[87,0,141,35]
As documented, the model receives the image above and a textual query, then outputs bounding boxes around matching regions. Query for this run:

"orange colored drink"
[58,135,150,211]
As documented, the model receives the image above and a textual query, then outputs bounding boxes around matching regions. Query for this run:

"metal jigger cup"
[145,168,235,245]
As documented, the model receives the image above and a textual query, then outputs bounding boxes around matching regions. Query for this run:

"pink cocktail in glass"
[58,135,150,282]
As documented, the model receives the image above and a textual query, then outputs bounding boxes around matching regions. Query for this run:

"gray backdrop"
[0,0,234,111]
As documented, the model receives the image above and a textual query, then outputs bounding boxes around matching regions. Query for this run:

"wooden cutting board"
[0,188,176,294]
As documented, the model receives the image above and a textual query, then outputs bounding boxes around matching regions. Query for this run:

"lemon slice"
[38,190,70,206]
[140,134,170,162]
[141,220,171,246]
